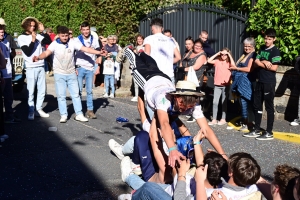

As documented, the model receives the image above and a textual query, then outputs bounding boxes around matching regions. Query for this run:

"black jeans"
[0,84,5,135]
[253,82,275,133]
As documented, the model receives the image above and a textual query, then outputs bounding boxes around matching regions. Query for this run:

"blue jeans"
[104,74,115,94]
[132,182,172,200]
[54,73,83,117]
[77,67,94,110]
[26,66,46,113]
[2,78,13,119]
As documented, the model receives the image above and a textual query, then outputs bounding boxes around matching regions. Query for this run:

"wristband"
[193,140,203,145]
[168,146,178,152]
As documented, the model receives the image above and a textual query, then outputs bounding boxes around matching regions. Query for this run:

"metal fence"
[139,3,248,61]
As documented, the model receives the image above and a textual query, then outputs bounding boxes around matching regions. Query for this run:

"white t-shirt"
[18,33,44,68]
[47,39,83,75]
[102,59,115,75]
[145,76,204,119]
[0,40,12,78]
[143,33,176,78]
[75,35,100,70]
[206,183,260,200]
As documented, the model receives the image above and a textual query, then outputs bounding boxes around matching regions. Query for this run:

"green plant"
[247,0,300,64]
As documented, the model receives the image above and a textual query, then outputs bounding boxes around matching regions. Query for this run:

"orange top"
[213,59,231,86]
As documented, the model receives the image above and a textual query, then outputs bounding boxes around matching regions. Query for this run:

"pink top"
[214,60,231,86]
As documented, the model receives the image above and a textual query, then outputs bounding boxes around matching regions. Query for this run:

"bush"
[247,0,300,65]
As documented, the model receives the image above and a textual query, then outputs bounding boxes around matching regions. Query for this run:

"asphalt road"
[1,87,300,200]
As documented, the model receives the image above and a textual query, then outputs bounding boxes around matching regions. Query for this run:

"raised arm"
[207,51,220,65]
[227,52,236,67]
[193,130,205,167]
[196,117,227,159]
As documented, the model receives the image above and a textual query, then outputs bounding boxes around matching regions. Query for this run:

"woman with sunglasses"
[229,38,256,131]
[207,48,235,126]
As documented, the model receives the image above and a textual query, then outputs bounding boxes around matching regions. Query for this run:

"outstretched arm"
[80,46,107,56]
[157,110,185,167]
[33,49,52,61]
[149,116,173,183]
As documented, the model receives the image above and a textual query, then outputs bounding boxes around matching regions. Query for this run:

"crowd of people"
[104,18,299,199]
[0,15,299,200]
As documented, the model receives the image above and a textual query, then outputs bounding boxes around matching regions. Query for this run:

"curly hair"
[21,18,38,32]
[204,152,228,188]
[274,164,300,200]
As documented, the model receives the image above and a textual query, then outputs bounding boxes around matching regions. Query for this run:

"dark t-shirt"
[104,44,118,53]
[256,45,281,83]
[5,33,18,50]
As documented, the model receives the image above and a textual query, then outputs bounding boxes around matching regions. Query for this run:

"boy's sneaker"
[256,131,274,140]
[108,139,124,160]
[28,112,34,120]
[74,114,89,122]
[60,116,68,123]
[131,161,142,176]
[243,130,261,138]
[109,93,114,98]
[121,156,134,182]
[131,96,138,102]
[118,194,132,200]
[103,93,108,98]
[290,118,300,126]
[186,116,196,123]
[35,110,50,118]
[186,114,192,118]
[86,110,97,119]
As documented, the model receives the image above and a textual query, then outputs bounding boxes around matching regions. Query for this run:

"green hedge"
[247,0,300,65]
[0,0,163,46]
[0,0,226,46]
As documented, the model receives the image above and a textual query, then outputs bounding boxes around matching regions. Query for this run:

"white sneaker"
[60,116,68,123]
[28,112,34,120]
[118,194,132,200]
[131,161,142,176]
[131,96,138,102]
[36,110,50,118]
[75,114,89,122]
[103,93,108,98]
[121,156,134,182]
[108,139,124,160]
[109,93,114,98]
[290,119,300,126]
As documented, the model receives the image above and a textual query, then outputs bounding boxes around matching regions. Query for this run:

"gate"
[139,3,248,61]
